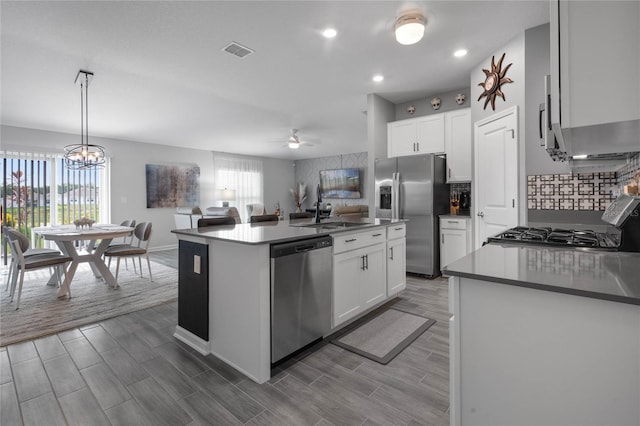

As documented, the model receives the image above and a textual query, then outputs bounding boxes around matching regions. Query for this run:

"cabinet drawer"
[387,224,406,240]
[333,228,386,254]
[440,218,468,230]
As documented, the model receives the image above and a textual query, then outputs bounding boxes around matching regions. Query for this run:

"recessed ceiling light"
[572,154,588,160]
[322,28,337,38]
[372,75,384,82]
[454,49,468,58]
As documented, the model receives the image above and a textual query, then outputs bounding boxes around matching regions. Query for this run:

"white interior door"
[474,106,519,248]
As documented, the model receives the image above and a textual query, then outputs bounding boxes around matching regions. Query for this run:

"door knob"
[477,212,484,218]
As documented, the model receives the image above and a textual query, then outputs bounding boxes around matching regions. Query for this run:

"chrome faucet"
[315,184,322,223]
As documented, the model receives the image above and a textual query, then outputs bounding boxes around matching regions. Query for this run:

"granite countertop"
[443,243,640,306]
[171,218,404,245]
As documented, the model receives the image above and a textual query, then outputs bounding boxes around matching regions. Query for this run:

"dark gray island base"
[443,243,640,426]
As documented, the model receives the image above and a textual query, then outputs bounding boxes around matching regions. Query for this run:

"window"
[214,156,263,223]
[1,150,110,263]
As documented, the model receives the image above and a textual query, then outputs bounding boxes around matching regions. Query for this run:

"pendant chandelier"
[64,70,106,169]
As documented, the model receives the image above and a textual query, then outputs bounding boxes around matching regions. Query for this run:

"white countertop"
[443,243,640,305]
[171,218,405,245]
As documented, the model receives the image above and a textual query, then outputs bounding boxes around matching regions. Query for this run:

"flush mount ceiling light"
[372,74,384,82]
[454,49,468,57]
[64,70,106,169]
[395,10,426,45]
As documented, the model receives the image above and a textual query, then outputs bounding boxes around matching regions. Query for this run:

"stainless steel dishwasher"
[270,235,333,364]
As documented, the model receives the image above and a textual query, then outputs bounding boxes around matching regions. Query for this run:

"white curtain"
[214,156,263,223]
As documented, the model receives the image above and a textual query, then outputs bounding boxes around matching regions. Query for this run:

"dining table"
[31,224,134,298]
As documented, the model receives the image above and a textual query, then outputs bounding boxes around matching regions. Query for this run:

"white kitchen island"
[172,218,406,384]
[444,243,640,426]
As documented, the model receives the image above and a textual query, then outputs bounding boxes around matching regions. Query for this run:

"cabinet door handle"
[413,142,416,152]
[372,233,383,237]
[390,247,394,260]
[441,233,444,244]
[547,94,552,131]
[416,142,419,151]
[365,254,369,270]
[447,220,458,224]
[345,238,357,243]
[394,227,404,231]
[538,103,545,143]
[448,168,451,179]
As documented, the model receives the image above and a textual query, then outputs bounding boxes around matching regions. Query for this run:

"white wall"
[366,93,396,216]
[1,125,295,249]
[470,33,528,225]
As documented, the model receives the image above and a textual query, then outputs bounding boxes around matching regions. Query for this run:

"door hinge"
[512,199,515,208]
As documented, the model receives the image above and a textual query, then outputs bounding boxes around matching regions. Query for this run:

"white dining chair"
[104,222,153,282]
[5,228,72,310]
[3,226,61,296]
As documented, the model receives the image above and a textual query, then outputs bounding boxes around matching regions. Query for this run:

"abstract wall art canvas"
[145,163,200,208]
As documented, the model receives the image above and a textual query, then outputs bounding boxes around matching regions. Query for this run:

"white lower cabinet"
[360,243,387,309]
[333,227,396,328]
[333,242,386,327]
[386,237,406,295]
[440,217,471,270]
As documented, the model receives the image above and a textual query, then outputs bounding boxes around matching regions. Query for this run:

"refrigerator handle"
[392,172,400,220]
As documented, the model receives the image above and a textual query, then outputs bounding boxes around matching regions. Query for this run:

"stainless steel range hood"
[567,152,638,173]
[551,119,640,172]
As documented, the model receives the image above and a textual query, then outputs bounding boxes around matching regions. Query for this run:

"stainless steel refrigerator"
[375,155,449,277]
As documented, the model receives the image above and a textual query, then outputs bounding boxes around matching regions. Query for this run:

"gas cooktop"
[487,226,619,250]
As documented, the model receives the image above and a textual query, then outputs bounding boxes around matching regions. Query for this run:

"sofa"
[174,206,241,229]
[331,204,369,219]
[203,206,241,223]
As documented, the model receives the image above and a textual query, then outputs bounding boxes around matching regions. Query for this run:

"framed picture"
[145,163,200,208]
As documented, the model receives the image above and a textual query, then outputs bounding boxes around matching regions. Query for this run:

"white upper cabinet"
[445,109,472,182]
[550,0,639,131]
[416,114,445,154]
[388,114,445,157]
[388,119,420,157]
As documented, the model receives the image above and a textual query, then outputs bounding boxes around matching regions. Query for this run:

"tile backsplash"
[527,172,617,211]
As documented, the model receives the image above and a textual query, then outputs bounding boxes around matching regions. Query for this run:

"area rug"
[0,261,178,346]
[332,307,436,364]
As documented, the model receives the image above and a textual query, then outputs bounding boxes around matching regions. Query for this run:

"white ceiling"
[1,1,549,160]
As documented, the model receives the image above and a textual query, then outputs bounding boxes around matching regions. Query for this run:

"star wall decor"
[477,53,513,110]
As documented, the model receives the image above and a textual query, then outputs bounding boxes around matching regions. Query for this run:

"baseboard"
[173,326,210,355]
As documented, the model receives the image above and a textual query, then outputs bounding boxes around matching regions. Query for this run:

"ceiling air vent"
[222,42,254,59]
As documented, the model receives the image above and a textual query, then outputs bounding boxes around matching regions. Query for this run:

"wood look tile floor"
[1,250,450,426]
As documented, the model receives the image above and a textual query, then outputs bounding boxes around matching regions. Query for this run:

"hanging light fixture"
[395,10,426,45]
[64,70,106,169]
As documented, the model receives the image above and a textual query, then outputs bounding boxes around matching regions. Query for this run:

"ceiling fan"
[272,129,319,149]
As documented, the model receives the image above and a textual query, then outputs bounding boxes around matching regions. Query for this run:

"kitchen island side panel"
[209,240,271,384]
[456,277,640,426]
[178,240,209,340]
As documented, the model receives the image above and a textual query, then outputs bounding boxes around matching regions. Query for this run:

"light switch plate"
[194,255,201,274]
